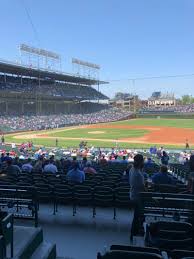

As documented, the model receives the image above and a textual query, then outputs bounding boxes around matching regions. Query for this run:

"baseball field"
[4,118,194,149]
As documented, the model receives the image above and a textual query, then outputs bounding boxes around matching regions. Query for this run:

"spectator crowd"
[0,75,107,100]
[0,108,133,132]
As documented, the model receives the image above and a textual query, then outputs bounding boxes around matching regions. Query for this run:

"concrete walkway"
[17,204,133,259]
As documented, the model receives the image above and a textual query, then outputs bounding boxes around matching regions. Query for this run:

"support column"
[21,102,24,114]
[4,73,6,83]
[97,81,100,103]
[133,96,136,113]
[54,103,57,114]
[39,100,42,115]
[5,102,8,115]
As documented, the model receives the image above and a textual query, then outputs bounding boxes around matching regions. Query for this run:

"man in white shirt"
[44,160,58,174]
[11,143,16,149]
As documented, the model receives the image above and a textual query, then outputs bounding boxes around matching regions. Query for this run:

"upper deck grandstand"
[0,59,108,115]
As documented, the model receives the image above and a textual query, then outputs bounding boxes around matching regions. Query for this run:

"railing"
[0,186,38,227]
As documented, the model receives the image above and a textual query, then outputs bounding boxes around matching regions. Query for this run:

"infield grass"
[48,128,148,139]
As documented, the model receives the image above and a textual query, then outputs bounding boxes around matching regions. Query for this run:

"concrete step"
[30,241,56,259]
[11,226,43,259]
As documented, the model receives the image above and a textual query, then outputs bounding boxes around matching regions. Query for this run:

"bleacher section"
[140,104,194,114]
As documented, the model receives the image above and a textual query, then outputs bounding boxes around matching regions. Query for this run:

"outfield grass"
[4,118,194,149]
[112,118,194,129]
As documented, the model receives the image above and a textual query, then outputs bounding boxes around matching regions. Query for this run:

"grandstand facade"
[0,60,108,115]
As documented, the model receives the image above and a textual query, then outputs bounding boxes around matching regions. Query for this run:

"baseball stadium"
[1,48,194,259]
[1,59,194,150]
[1,1,194,259]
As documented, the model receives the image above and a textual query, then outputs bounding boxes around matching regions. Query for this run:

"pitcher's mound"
[88,131,105,134]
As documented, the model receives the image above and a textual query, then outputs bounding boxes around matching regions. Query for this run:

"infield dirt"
[13,124,194,146]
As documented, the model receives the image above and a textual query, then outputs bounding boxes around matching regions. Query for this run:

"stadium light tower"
[72,58,101,103]
[19,44,62,115]
[72,58,100,80]
[19,44,62,71]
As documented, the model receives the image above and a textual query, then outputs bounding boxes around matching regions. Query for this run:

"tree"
[114,92,134,100]
[191,97,194,104]
[114,92,124,100]
[181,95,192,105]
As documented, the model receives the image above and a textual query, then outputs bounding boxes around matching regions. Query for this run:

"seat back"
[153,184,178,193]
[93,186,114,206]
[110,245,160,255]
[98,250,163,259]
[152,221,193,239]
[54,184,73,202]
[73,185,93,204]
[114,187,131,207]
[170,250,194,259]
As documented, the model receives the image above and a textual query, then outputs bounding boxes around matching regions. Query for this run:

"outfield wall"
[137,112,194,119]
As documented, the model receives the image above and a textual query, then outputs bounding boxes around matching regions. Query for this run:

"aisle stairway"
[7,226,64,259]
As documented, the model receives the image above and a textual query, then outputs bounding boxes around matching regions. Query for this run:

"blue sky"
[0,0,194,98]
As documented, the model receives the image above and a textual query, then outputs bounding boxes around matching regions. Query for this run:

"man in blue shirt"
[22,158,33,173]
[3,153,12,162]
[5,159,21,177]
[152,165,174,185]
[120,156,128,164]
[66,162,85,184]
[144,157,154,167]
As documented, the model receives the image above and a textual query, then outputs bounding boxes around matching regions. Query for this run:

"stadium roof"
[0,59,108,85]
